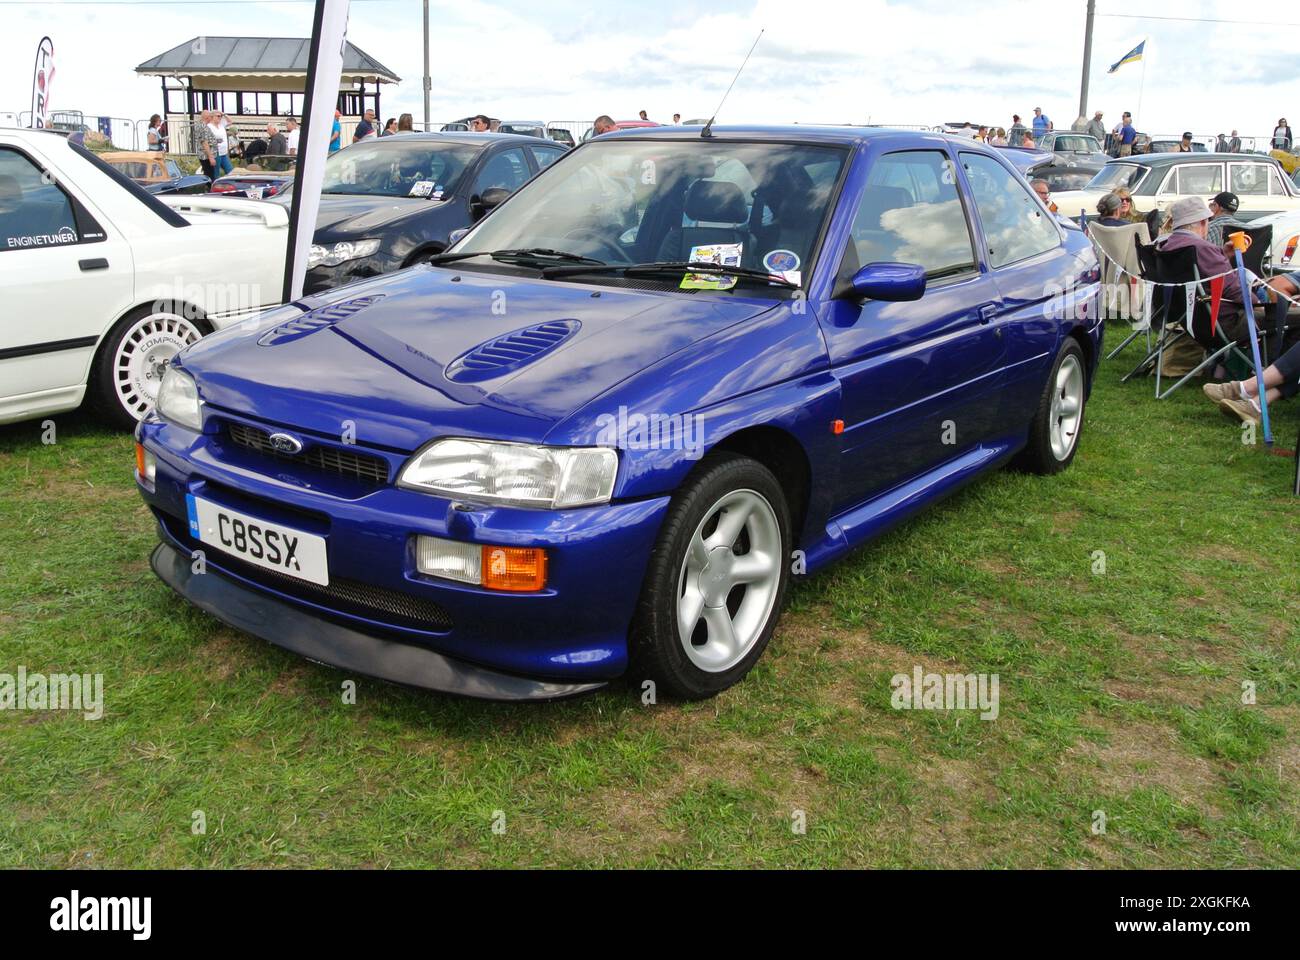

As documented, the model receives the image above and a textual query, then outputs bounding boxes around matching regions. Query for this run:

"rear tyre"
[1015,337,1086,475]
[630,453,792,700]
[90,305,210,429]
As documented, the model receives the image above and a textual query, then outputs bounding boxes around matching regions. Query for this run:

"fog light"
[416,536,547,591]
[135,442,156,483]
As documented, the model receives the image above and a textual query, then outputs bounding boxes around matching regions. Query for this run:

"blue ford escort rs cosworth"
[136,125,1101,701]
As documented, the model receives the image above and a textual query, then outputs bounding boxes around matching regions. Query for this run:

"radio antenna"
[701,28,764,139]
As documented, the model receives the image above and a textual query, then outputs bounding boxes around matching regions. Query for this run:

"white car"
[1249,209,1300,279]
[1054,153,1300,225]
[0,128,288,427]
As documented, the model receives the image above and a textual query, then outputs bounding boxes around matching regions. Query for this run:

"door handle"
[79,258,109,271]
[978,303,998,324]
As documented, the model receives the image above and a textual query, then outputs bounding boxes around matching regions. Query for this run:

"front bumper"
[150,540,604,701]
[138,416,670,687]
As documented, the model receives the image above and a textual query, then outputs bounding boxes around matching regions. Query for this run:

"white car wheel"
[111,311,205,423]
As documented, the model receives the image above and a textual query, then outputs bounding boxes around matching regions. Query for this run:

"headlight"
[155,366,203,431]
[307,239,382,268]
[398,438,618,508]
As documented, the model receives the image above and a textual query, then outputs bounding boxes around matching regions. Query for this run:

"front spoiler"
[149,541,607,702]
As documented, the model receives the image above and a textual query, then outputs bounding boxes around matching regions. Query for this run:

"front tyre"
[1016,337,1086,474]
[91,306,210,428]
[631,453,792,700]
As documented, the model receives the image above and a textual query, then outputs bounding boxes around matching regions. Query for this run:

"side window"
[846,150,976,279]
[474,148,530,194]
[166,159,182,179]
[960,152,1060,269]
[532,147,564,171]
[1229,163,1268,196]
[1268,166,1287,196]
[0,147,79,251]
[1178,164,1223,195]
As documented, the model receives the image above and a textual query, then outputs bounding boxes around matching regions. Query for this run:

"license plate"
[186,494,329,585]
[248,186,265,199]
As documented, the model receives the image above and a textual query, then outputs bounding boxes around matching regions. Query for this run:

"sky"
[1,0,1297,145]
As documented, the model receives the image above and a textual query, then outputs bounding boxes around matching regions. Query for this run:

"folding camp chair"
[1088,221,1152,359]
[1120,240,1186,391]
[1152,245,1261,400]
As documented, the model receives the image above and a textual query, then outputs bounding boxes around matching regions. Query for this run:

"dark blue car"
[136,125,1102,701]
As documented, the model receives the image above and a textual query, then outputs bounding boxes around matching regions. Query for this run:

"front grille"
[226,422,390,485]
[158,512,452,631]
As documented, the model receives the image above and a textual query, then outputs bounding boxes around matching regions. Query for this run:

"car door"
[1230,160,1289,216]
[818,147,1007,511]
[0,143,133,418]
[955,150,1077,429]
[1156,162,1224,206]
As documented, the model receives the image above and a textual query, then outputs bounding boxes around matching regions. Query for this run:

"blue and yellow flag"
[1108,40,1145,74]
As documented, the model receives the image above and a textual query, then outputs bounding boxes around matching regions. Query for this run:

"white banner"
[283,0,350,302]
[30,37,54,129]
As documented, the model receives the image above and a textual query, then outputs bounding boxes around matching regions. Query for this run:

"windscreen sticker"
[408,180,435,198]
[431,185,444,200]
[763,249,802,286]
[682,242,742,290]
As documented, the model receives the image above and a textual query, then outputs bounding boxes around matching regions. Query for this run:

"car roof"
[1116,152,1273,168]
[590,123,1008,150]
[353,131,540,147]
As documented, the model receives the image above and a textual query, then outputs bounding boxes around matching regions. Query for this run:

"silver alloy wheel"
[1050,353,1085,461]
[113,312,204,421]
[676,488,782,673]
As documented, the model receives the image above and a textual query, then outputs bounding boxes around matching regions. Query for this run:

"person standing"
[397,113,415,133]
[285,117,299,155]
[195,110,218,179]
[1177,131,1194,153]
[266,123,287,155]
[469,114,491,132]
[638,110,649,121]
[1008,113,1028,145]
[209,111,232,177]
[328,109,342,153]
[1031,107,1052,141]
[1085,110,1106,145]
[146,114,166,152]
[1228,129,1242,153]
[592,115,618,136]
[1117,111,1136,157]
[380,118,397,137]
[1272,118,1293,151]
[353,108,377,142]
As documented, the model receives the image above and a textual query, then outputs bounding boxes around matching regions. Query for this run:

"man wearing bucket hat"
[1156,197,1245,304]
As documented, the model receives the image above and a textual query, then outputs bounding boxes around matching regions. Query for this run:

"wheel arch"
[704,425,813,544]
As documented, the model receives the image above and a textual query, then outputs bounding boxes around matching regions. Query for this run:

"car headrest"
[0,174,22,204]
[857,185,913,230]
[685,180,748,223]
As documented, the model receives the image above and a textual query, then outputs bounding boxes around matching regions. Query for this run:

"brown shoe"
[1202,381,1238,403]
[1218,395,1262,425]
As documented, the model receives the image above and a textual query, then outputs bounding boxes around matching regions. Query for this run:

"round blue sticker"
[763,249,799,273]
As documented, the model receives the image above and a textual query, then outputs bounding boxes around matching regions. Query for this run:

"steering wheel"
[560,226,634,263]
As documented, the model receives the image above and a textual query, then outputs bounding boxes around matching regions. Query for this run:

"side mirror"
[471,186,511,219]
[447,227,470,246]
[838,262,927,302]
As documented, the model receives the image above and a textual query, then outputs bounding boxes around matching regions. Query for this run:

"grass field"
[1,349,1297,868]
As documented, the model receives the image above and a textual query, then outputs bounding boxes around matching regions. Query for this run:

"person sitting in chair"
[1206,191,1248,250]
[1203,338,1300,425]
[1094,193,1129,227]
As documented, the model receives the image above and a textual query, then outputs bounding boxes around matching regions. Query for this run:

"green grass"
[1,346,1298,868]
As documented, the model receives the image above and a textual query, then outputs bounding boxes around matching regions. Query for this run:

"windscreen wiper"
[425,247,605,266]
[541,260,799,289]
